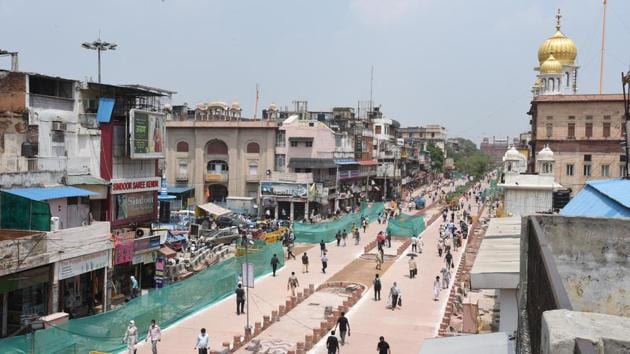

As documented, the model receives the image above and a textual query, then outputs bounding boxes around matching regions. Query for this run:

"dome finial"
[555,8,562,31]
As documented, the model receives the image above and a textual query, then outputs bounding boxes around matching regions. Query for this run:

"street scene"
[1,1,630,354]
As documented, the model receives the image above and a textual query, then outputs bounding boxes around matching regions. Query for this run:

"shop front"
[260,181,308,221]
[110,177,160,227]
[0,265,52,337]
[56,250,110,318]
[131,234,161,289]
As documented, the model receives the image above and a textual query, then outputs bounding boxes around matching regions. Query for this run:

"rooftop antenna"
[253,84,260,120]
[599,0,608,94]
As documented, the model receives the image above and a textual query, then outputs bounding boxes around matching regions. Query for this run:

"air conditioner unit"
[50,217,60,231]
[51,121,66,131]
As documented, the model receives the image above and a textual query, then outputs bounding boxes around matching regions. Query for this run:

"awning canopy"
[196,202,231,217]
[335,159,358,165]
[358,159,378,166]
[159,245,177,258]
[288,158,336,169]
[2,186,97,201]
[66,175,110,185]
[167,186,194,194]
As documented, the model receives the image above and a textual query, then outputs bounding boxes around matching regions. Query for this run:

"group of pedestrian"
[122,319,163,354]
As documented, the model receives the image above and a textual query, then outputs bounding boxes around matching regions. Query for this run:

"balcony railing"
[205,171,229,182]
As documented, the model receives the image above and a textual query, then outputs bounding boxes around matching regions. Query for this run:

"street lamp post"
[81,38,117,83]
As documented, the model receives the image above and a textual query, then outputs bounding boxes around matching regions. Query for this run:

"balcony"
[246,174,260,182]
[205,171,229,182]
[265,171,313,184]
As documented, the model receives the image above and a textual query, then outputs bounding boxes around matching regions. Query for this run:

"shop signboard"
[132,251,156,265]
[154,256,165,289]
[114,240,134,265]
[58,250,110,280]
[339,170,360,179]
[260,182,307,198]
[134,235,161,254]
[129,109,166,159]
[115,192,155,220]
[111,177,161,194]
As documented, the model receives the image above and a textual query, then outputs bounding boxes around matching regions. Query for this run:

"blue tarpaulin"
[96,97,115,123]
[2,186,97,201]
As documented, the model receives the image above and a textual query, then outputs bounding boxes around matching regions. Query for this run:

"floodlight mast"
[81,38,117,83]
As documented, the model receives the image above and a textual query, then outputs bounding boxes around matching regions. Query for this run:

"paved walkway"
[312,186,482,353]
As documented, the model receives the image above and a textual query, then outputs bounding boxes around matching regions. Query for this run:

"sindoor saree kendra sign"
[129,109,166,159]
[115,192,154,220]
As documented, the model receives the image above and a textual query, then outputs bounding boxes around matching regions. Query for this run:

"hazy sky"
[1,0,629,142]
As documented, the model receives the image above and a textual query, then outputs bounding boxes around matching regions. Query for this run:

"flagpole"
[599,0,608,94]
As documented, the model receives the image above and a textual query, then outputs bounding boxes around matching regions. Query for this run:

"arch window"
[551,79,555,91]
[207,160,228,172]
[207,140,228,155]
[565,72,570,87]
[557,78,561,91]
[246,142,260,154]
[176,141,189,152]
[248,162,259,176]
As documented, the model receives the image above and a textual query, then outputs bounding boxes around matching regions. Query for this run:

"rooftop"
[166,119,278,129]
[0,229,45,241]
[471,217,521,289]
[419,332,509,354]
[560,179,630,218]
[533,94,624,103]
[499,174,562,190]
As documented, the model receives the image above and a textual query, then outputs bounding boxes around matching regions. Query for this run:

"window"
[248,163,258,176]
[375,125,382,134]
[290,141,298,147]
[178,160,188,178]
[276,131,285,147]
[29,76,73,98]
[585,123,593,138]
[207,140,228,155]
[621,165,627,178]
[246,142,260,154]
[565,72,570,87]
[601,164,610,177]
[176,141,189,152]
[583,164,591,177]
[603,122,611,138]
[546,123,553,138]
[305,141,313,147]
[207,160,228,172]
[565,164,574,176]
[584,154,592,162]
[567,123,575,138]
[274,154,285,172]
[328,168,336,176]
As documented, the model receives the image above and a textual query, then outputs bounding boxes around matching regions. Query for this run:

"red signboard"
[114,240,134,265]
[111,177,161,194]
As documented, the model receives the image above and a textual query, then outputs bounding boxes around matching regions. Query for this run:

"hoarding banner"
[129,109,166,159]
[114,240,134,265]
[242,263,254,288]
[111,177,161,194]
[115,192,154,220]
[260,182,307,198]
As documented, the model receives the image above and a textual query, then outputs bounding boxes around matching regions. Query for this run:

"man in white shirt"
[195,328,210,354]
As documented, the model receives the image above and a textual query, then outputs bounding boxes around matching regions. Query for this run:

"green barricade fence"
[293,202,384,243]
[0,241,284,354]
[481,178,500,200]
[386,213,426,237]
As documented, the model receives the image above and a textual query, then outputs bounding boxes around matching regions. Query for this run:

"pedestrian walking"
[270,254,279,277]
[335,311,351,345]
[342,229,348,246]
[362,218,368,233]
[287,242,296,260]
[375,250,383,270]
[287,271,299,296]
[320,239,327,256]
[437,238,444,257]
[445,251,453,269]
[354,229,360,245]
[336,231,341,246]
[235,283,245,315]
[442,210,447,222]
[194,328,210,354]
[408,258,417,279]
[301,252,309,273]
[388,282,400,310]
[321,252,328,274]
[377,336,391,354]
[411,236,418,252]
[130,276,139,298]
[326,330,340,354]
[122,320,138,354]
[373,274,382,301]
[440,267,451,289]
[145,319,161,354]
[386,230,391,248]
[433,276,441,301]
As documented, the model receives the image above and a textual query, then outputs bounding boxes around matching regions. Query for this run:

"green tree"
[447,138,494,178]
[426,143,444,172]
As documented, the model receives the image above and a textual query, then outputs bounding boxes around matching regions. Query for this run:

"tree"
[447,138,494,178]
[426,143,444,172]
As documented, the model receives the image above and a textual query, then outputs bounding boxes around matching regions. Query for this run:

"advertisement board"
[114,240,134,265]
[154,256,165,288]
[260,182,307,198]
[129,109,166,159]
[115,192,154,220]
[111,177,161,195]
[58,250,110,280]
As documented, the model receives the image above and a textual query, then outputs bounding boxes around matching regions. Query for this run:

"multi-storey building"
[372,109,402,199]
[480,136,510,165]
[397,124,448,156]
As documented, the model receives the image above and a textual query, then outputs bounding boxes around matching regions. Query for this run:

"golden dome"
[537,9,577,65]
[540,54,562,74]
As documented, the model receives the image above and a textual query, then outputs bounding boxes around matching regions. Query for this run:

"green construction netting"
[293,202,384,243]
[0,192,51,231]
[481,178,500,200]
[0,241,285,354]
[386,213,426,237]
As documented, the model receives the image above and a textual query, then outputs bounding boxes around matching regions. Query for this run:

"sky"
[1,0,630,143]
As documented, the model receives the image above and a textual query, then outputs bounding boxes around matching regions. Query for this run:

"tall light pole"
[81,38,117,83]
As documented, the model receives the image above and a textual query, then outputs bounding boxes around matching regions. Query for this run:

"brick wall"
[0,71,26,112]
